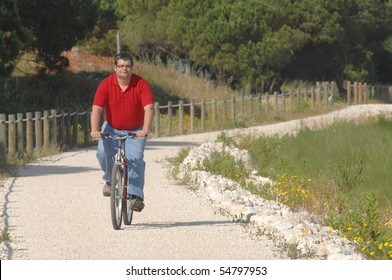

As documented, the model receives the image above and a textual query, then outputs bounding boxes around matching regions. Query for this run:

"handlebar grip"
[127,132,147,137]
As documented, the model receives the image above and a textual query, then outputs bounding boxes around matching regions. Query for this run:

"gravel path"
[1,131,283,260]
[2,104,392,260]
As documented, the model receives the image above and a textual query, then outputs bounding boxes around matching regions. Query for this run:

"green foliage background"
[1,0,392,111]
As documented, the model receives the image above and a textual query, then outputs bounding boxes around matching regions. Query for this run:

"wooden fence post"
[357,82,361,104]
[167,101,172,136]
[190,99,195,133]
[249,95,254,116]
[72,112,78,147]
[44,110,50,148]
[179,100,184,135]
[311,86,315,109]
[212,98,217,127]
[65,111,71,148]
[231,96,236,122]
[35,111,42,150]
[26,112,33,156]
[330,82,335,106]
[316,82,321,109]
[257,94,262,117]
[59,110,65,146]
[8,115,16,158]
[222,97,227,121]
[201,99,205,131]
[240,94,244,117]
[51,109,58,146]
[274,92,278,116]
[265,92,269,115]
[353,81,358,105]
[154,102,160,137]
[0,114,7,160]
[362,83,368,104]
[83,109,89,146]
[304,86,308,104]
[347,81,351,105]
[324,82,328,110]
[17,113,24,155]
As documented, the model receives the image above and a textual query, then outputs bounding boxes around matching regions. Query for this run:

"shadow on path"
[17,165,100,177]
[146,140,199,149]
[125,220,233,230]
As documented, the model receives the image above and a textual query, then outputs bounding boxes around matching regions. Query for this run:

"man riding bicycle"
[90,51,154,212]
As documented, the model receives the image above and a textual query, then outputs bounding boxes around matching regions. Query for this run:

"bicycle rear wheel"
[111,163,124,230]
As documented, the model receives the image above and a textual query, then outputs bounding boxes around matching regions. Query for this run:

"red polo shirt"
[93,73,154,130]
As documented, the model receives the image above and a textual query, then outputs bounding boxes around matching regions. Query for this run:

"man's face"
[115,59,133,78]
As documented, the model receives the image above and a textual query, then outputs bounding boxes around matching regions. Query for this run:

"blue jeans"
[96,121,147,200]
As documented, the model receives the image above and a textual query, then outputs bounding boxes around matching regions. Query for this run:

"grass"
[244,117,392,260]
[167,117,392,260]
[134,60,235,101]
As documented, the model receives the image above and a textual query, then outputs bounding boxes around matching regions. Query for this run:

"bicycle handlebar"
[100,132,147,140]
[92,132,147,141]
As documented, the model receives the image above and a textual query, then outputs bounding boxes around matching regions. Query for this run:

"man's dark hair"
[114,52,134,66]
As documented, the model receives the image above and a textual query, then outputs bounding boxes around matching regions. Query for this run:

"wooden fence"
[1,81,391,160]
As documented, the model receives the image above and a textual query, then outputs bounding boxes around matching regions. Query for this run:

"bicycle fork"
[121,155,128,201]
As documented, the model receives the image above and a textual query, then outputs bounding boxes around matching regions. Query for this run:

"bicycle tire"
[123,198,133,225]
[111,163,124,230]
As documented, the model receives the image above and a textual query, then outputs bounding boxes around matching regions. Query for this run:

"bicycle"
[100,132,142,230]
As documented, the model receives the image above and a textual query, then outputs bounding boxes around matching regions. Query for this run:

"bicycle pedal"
[132,206,143,212]
[131,202,144,212]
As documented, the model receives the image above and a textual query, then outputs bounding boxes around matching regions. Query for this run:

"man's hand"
[136,130,148,138]
[90,131,102,139]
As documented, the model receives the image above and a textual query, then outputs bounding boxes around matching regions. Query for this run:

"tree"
[117,0,170,59]
[0,0,31,77]
[16,0,99,72]
[78,0,119,56]
[282,0,392,96]
[115,0,392,91]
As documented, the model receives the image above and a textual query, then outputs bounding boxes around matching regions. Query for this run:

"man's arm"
[90,105,104,139]
[137,103,154,137]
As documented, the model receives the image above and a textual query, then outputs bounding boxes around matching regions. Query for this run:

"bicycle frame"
[113,138,128,202]
[101,132,138,229]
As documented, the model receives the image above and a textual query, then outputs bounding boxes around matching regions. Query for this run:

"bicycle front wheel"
[111,163,124,230]
[123,198,133,225]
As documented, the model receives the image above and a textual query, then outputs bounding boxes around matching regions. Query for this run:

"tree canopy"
[0,0,99,76]
[116,0,392,92]
[0,0,31,76]
[1,0,392,92]
[18,0,99,73]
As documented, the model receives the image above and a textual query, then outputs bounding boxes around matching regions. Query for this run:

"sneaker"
[102,182,111,197]
[130,195,144,212]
